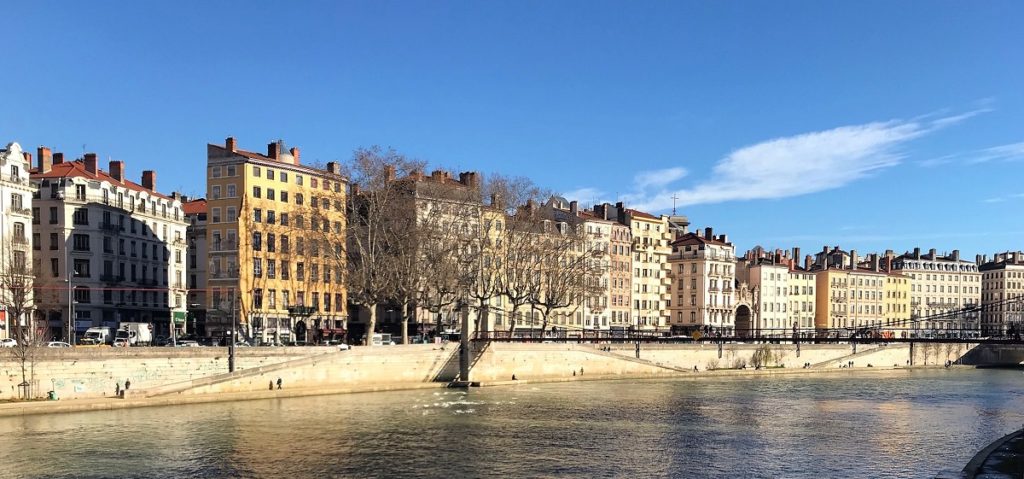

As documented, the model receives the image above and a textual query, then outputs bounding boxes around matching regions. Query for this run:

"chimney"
[720,234,728,244]
[885,249,894,258]
[804,255,813,270]
[142,170,155,191]
[54,152,64,164]
[976,254,984,265]
[225,137,237,153]
[84,153,98,174]
[952,249,960,261]
[267,141,281,160]
[569,200,578,215]
[37,146,52,173]
[22,152,31,164]
[914,247,921,260]
[872,255,880,272]
[289,147,300,164]
[850,249,858,269]
[792,247,801,264]
[774,251,782,264]
[704,227,713,240]
[385,165,396,182]
[929,248,937,260]
[109,161,125,183]
[886,257,893,272]
[431,169,444,181]
[326,161,340,175]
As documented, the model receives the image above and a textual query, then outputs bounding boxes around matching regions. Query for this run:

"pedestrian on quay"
[125,379,131,391]
[269,380,274,390]
[115,382,120,397]
[277,377,282,390]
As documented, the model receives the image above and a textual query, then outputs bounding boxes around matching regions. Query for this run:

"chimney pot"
[914,247,921,259]
[704,227,713,240]
[267,141,281,160]
[226,137,237,153]
[84,153,98,174]
[929,248,937,259]
[289,147,300,164]
[142,170,156,191]
[109,161,125,183]
[37,146,52,173]
[53,152,64,164]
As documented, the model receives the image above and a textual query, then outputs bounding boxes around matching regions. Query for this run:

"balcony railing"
[99,221,123,233]
[210,240,238,252]
[10,207,31,217]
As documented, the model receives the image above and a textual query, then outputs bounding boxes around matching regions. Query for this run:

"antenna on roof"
[671,194,679,215]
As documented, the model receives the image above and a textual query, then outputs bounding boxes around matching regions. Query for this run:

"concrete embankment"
[0,341,990,416]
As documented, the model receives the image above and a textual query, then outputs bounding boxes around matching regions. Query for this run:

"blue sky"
[3,1,1022,258]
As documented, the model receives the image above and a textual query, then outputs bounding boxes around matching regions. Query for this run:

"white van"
[371,333,395,346]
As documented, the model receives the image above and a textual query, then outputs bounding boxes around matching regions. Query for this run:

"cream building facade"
[887,247,981,337]
[980,252,1024,336]
[0,142,35,340]
[31,149,188,342]
[668,227,735,335]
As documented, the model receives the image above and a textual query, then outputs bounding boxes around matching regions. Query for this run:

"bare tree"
[1,245,47,398]
[528,224,598,335]
[344,146,424,345]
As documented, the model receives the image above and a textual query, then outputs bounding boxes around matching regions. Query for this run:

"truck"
[114,322,153,346]
[80,327,114,346]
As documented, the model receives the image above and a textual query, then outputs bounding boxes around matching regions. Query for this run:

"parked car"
[1,338,18,348]
[113,338,129,347]
[46,341,72,348]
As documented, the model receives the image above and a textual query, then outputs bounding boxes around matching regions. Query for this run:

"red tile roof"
[31,160,173,200]
[183,199,207,215]
[625,208,659,220]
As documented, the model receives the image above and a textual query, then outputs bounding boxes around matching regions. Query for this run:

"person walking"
[276,377,282,390]
[125,379,131,391]
[115,382,120,397]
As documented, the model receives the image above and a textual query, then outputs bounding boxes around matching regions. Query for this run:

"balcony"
[12,236,29,246]
[10,207,31,217]
[210,240,238,252]
[210,269,239,280]
[99,221,123,234]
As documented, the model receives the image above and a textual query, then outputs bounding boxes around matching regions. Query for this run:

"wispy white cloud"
[562,187,606,204]
[982,192,1024,204]
[563,109,986,213]
[634,167,687,189]
[966,142,1024,164]
[628,114,968,211]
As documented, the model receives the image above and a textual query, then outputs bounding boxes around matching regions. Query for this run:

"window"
[253,209,262,223]
[73,208,89,225]
[227,206,237,222]
[74,259,91,278]
[267,189,275,201]
[279,213,289,226]
[212,185,222,199]
[268,290,277,309]
[311,178,318,188]
[212,207,222,223]
[253,288,263,309]
[295,193,304,206]
[50,258,59,277]
[74,286,92,304]
[267,260,276,279]
[253,186,262,198]
[75,184,86,200]
[49,207,58,224]
[227,184,237,198]
[280,172,288,183]
[267,169,275,180]
[280,191,289,203]
[267,211,276,224]
[252,232,262,251]
[253,258,262,278]
[296,175,303,185]
[212,166,222,178]
[73,234,91,251]
[267,233,276,252]
[227,165,236,176]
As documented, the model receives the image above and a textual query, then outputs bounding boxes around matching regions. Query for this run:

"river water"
[1,369,1022,478]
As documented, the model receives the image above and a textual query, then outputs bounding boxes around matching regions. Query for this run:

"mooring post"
[459,305,471,382]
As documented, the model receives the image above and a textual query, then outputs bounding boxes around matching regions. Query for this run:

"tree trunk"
[540,312,550,338]
[364,304,377,346]
[402,300,411,345]
[476,304,489,340]
[508,306,518,336]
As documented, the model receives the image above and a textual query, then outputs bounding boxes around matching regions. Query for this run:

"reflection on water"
[1,369,1022,478]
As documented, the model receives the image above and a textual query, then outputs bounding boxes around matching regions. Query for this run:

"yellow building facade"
[206,138,347,344]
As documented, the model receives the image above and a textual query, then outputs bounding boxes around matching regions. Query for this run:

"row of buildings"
[1,138,1022,343]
